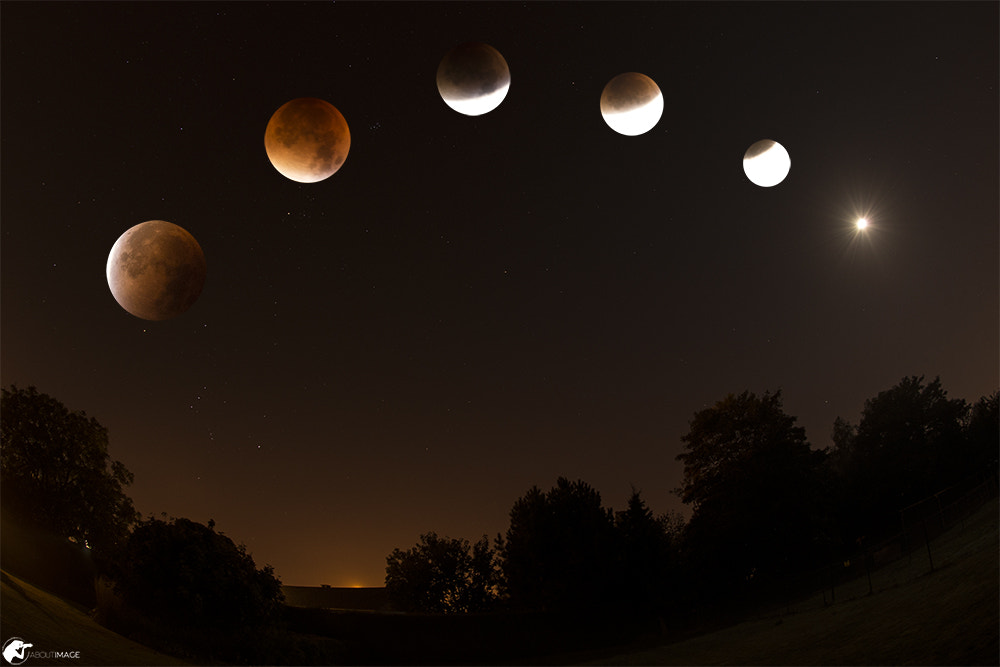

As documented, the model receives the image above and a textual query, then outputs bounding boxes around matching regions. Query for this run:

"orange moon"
[264,97,351,183]
[106,220,207,321]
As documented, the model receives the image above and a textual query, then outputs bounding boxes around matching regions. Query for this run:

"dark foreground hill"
[584,499,999,666]
[0,570,186,666]
[280,499,998,665]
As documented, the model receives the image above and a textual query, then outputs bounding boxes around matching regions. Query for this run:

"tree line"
[0,386,294,664]
[384,376,998,615]
[1,375,997,660]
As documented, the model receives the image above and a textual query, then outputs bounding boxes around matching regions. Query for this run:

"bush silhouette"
[113,517,284,662]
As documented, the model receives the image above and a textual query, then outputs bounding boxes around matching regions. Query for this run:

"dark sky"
[2,1,997,587]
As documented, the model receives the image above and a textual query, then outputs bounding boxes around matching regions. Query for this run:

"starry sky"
[2,1,997,588]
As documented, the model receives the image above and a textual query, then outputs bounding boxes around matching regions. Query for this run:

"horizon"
[2,1,997,589]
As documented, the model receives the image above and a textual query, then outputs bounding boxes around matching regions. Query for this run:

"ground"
[586,499,998,666]
[0,571,185,666]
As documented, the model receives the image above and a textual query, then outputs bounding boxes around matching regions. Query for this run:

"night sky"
[2,1,997,588]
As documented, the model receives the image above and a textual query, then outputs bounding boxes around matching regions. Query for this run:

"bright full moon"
[600,72,663,136]
[743,139,791,187]
[856,217,869,230]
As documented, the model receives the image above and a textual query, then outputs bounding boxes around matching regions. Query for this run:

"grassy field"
[585,499,999,666]
[0,570,186,666]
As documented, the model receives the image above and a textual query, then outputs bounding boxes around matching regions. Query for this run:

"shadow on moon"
[106,220,207,321]
[600,72,663,136]
[437,42,511,116]
[743,139,791,187]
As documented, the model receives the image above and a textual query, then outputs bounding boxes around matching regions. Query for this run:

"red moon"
[106,220,207,321]
[264,97,351,183]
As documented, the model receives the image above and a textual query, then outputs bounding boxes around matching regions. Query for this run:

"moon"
[436,42,510,116]
[743,139,791,187]
[600,72,663,136]
[264,97,351,183]
[106,220,207,321]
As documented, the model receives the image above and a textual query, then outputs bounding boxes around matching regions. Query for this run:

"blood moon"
[436,42,511,116]
[106,220,207,321]
[600,72,663,136]
[264,97,351,183]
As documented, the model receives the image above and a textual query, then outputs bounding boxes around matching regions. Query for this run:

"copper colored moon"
[600,72,663,136]
[264,97,351,183]
[436,42,511,116]
[106,220,207,321]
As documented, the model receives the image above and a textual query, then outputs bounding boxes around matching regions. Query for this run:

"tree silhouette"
[385,532,500,613]
[113,517,284,662]
[675,390,829,591]
[614,489,683,614]
[830,376,969,537]
[0,385,136,558]
[963,390,999,477]
[501,478,617,611]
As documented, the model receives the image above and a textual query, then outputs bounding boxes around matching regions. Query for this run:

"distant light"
[856,217,869,230]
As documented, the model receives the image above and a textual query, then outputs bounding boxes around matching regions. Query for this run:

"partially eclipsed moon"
[600,72,663,136]
[436,42,511,116]
[743,139,791,187]
[264,97,351,183]
[107,220,207,321]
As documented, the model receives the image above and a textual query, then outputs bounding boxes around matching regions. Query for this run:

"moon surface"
[436,42,511,116]
[106,220,207,321]
[264,97,351,183]
[743,139,791,187]
[600,72,663,136]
